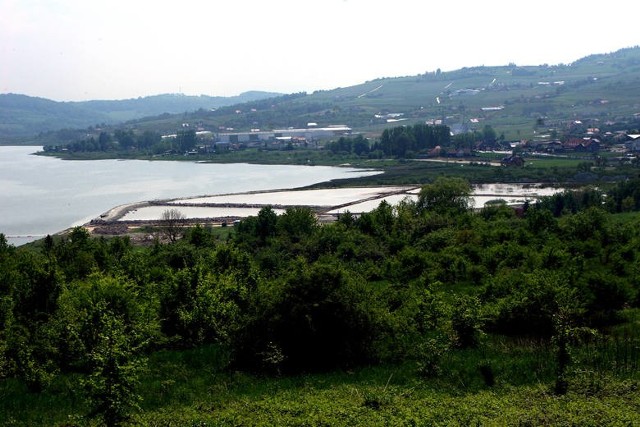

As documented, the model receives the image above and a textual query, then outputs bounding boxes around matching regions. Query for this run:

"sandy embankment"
[97,201,152,222]
[62,183,561,243]
[80,187,417,240]
[80,201,155,239]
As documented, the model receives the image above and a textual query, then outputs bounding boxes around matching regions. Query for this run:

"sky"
[1,0,638,102]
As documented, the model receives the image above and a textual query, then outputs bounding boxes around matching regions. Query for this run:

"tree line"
[322,124,503,158]
[327,124,455,158]
[43,129,198,155]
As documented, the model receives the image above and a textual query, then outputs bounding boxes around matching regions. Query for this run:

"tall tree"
[161,208,186,243]
[417,177,472,214]
[175,129,197,152]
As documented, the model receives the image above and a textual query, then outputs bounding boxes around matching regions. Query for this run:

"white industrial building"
[217,126,352,144]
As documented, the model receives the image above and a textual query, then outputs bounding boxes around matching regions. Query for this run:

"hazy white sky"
[1,0,638,101]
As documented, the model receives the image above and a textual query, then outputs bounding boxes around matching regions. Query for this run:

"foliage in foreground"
[2,340,640,426]
[2,177,640,424]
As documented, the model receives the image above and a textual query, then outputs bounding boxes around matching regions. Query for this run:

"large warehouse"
[216,125,352,143]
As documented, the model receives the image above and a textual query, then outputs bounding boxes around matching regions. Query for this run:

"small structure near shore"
[501,154,525,167]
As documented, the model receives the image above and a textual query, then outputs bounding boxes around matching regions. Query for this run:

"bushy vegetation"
[2,178,640,424]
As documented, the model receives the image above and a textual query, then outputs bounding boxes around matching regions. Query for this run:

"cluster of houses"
[520,133,640,155]
[498,133,640,167]
[474,130,640,154]
[453,137,603,157]
[521,138,601,154]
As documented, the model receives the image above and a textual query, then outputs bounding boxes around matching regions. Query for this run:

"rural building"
[501,155,525,167]
[523,138,599,154]
[562,138,600,153]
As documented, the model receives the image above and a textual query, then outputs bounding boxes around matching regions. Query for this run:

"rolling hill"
[0,91,281,139]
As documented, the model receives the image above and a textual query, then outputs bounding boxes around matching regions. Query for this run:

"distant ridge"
[0,91,281,138]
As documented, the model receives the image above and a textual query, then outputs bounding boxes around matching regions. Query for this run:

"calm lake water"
[0,146,380,246]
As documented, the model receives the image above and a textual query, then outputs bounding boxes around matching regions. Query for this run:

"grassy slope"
[304,49,640,140]
[2,335,639,426]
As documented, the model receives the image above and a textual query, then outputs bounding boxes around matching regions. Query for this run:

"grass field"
[2,326,639,426]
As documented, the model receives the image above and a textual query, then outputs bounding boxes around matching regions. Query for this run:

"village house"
[515,140,558,153]
[544,140,564,153]
[476,138,513,151]
[501,154,525,167]
[522,138,600,154]
[562,138,600,153]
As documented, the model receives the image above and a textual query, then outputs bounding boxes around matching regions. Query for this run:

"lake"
[0,146,380,246]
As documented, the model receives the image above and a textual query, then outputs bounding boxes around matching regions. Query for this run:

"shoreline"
[98,186,417,219]
[97,201,152,222]
[74,186,419,243]
[70,182,557,244]
[2,147,383,246]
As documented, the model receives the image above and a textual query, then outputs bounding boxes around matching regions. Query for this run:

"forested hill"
[0,91,281,139]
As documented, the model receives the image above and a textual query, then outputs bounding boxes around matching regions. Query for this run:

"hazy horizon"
[3,43,639,104]
[2,0,638,102]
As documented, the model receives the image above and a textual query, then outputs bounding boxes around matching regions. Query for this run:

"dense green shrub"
[233,260,383,372]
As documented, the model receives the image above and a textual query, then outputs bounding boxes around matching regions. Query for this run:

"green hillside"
[114,46,640,141]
